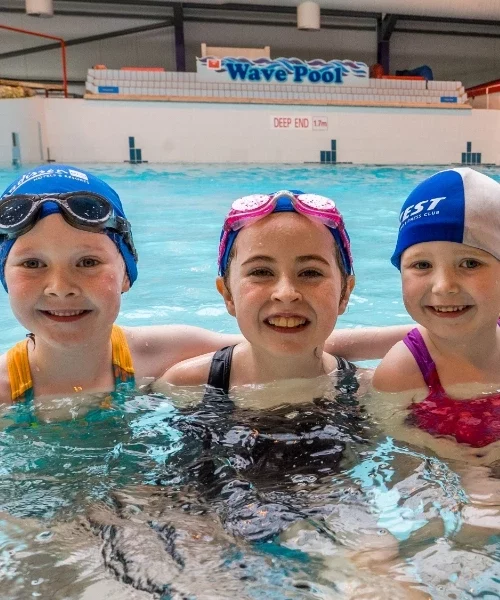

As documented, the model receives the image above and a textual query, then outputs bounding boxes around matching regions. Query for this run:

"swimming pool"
[1,164,500,599]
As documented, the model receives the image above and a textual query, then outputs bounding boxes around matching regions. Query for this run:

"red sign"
[207,58,221,70]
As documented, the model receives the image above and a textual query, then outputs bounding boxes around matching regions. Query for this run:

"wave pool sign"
[197,57,369,86]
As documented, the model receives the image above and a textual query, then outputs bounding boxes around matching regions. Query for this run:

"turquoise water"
[2,164,500,599]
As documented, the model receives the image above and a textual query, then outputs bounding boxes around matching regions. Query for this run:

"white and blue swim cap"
[391,167,500,269]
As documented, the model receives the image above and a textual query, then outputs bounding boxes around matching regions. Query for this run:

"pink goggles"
[218,190,352,276]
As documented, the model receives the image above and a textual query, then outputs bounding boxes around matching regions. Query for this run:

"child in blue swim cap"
[0,164,245,406]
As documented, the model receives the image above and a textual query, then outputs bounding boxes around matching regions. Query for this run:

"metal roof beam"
[0,6,171,18]
[395,27,500,39]
[0,19,173,60]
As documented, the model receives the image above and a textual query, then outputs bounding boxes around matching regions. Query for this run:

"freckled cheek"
[7,278,39,305]
[92,273,124,301]
[233,282,267,304]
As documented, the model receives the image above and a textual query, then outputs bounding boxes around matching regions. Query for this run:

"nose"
[271,275,302,303]
[431,265,459,295]
[44,267,80,298]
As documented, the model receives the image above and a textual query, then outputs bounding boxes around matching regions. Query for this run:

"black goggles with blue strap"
[0,192,138,262]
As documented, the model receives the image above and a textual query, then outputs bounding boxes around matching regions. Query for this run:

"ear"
[338,275,355,315]
[216,276,236,317]
[121,273,131,293]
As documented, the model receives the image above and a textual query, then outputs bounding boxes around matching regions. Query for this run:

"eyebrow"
[296,255,331,265]
[13,244,109,255]
[241,254,331,267]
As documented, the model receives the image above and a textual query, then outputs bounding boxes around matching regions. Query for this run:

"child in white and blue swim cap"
[374,167,500,451]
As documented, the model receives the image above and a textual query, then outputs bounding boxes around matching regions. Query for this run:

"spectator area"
[85,69,469,109]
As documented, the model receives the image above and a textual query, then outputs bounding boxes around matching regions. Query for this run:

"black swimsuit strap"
[335,355,354,371]
[206,345,235,395]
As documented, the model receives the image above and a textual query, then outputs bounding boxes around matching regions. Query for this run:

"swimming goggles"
[218,190,352,275]
[0,192,138,261]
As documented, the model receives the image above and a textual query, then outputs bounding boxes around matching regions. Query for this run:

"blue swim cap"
[391,167,500,269]
[0,164,138,291]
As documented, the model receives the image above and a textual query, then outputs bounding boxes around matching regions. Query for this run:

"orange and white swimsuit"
[7,324,135,403]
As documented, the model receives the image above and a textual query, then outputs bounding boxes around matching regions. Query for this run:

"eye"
[248,267,273,277]
[22,259,44,269]
[299,268,323,278]
[411,260,432,270]
[461,258,481,269]
[77,257,100,268]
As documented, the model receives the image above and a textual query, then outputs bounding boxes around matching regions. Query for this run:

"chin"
[271,342,316,357]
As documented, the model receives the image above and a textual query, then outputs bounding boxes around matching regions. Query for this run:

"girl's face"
[4,214,129,349]
[217,212,354,358]
[401,241,500,340]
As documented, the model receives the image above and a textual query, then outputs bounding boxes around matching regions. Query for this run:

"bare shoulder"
[0,353,12,405]
[153,352,214,393]
[372,340,425,393]
[122,325,241,380]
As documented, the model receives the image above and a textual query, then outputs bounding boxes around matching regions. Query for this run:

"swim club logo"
[399,196,446,227]
[6,168,89,195]
[197,57,369,86]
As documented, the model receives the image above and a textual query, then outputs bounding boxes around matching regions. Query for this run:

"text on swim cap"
[400,197,446,224]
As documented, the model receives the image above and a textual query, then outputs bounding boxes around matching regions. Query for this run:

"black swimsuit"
[165,346,368,541]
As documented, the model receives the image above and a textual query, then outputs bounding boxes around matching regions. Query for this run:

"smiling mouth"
[39,309,92,322]
[427,305,471,316]
[265,316,308,329]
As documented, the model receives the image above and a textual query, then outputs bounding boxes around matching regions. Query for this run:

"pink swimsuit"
[404,328,500,447]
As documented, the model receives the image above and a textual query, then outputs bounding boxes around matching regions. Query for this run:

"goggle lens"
[231,194,270,211]
[66,195,110,222]
[298,193,337,210]
[0,197,33,227]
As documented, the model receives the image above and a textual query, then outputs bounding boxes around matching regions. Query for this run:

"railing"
[0,24,68,98]
[466,79,500,108]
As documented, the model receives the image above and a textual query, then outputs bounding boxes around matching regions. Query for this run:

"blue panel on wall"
[467,141,472,152]
[98,86,119,93]
[320,151,326,163]
[12,132,21,167]
[136,149,142,162]
[462,153,466,164]
[440,96,458,103]
[129,137,135,149]
[331,140,336,151]
[477,153,482,164]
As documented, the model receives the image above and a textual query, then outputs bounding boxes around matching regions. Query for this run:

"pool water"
[1,164,500,599]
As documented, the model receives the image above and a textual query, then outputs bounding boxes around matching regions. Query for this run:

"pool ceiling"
[2,0,500,22]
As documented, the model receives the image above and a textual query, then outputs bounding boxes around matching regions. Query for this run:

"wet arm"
[126,325,242,381]
[0,356,12,405]
[325,325,413,362]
